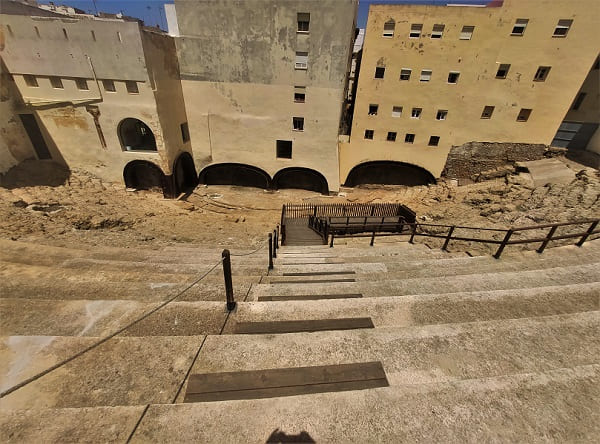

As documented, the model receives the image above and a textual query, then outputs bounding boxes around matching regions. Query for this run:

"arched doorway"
[199,163,271,189]
[272,167,329,194]
[118,118,157,151]
[173,152,198,194]
[123,160,167,194]
[344,161,436,186]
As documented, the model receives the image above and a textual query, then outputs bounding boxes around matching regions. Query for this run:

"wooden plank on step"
[234,317,374,334]
[257,293,363,301]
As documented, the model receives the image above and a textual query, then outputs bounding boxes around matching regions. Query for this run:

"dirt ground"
[0,157,598,254]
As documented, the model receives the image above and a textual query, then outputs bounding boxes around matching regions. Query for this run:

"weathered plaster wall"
[342,0,599,183]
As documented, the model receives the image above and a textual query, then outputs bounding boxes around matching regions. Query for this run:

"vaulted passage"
[123,160,167,193]
[173,152,198,194]
[199,163,271,189]
[273,167,329,194]
[118,118,156,151]
[345,161,436,187]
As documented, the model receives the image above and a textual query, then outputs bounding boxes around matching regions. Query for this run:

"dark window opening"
[375,67,385,79]
[517,108,532,122]
[180,122,190,142]
[103,80,116,92]
[368,104,378,115]
[294,88,306,103]
[496,64,510,78]
[293,117,304,131]
[24,75,38,87]
[383,20,395,37]
[409,24,422,38]
[276,140,292,159]
[387,131,397,141]
[126,81,139,94]
[297,13,310,32]
[431,24,445,38]
[553,19,572,37]
[76,78,89,90]
[364,129,374,140]
[405,133,415,143]
[511,18,528,35]
[481,106,495,119]
[119,118,157,151]
[534,66,551,81]
[50,76,63,89]
[447,72,460,83]
[460,25,475,40]
[428,136,440,146]
[400,69,411,80]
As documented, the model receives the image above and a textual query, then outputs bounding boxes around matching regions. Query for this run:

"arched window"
[118,118,157,151]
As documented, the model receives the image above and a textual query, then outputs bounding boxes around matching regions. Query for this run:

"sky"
[38,0,489,31]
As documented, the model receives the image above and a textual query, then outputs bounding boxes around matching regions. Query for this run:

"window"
[447,72,460,83]
[411,108,422,118]
[428,136,440,146]
[392,106,403,117]
[533,66,551,81]
[24,75,38,87]
[511,18,528,36]
[436,110,448,120]
[387,132,397,142]
[481,105,495,119]
[572,93,586,110]
[294,86,306,103]
[553,19,572,37]
[276,140,292,159]
[295,52,308,70]
[119,118,157,151]
[375,66,385,79]
[364,129,374,140]
[297,13,310,33]
[496,64,511,79]
[91,30,96,41]
[383,20,395,37]
[180,122,190,142]
[292,117,304,131]
[62,28,68,40]
[126,81,139,94]
[368,104,378,115]
[75,78,89,90]
[400,68,411,81]
[460,25,475,40]
[102,79,116,92]
[409,24,422,38]
[50,76,63,89]
[517,108,532,122]
[405,133,415,143]
[420,70,432,82]
[431,24,445,39]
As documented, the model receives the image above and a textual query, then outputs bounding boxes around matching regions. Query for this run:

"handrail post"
[494,229,513,259]
[272,230,277,258]
[442,225,455,251]
[275,225,279,249]
[330,232,335,248]
[268,233,274,270]
[409,224,417,244]
[370,231,376,247]
[537,225,558,254]
[576,220,598,247]
[222,249,236,311]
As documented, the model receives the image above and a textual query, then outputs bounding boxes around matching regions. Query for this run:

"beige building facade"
[342,0,599,186]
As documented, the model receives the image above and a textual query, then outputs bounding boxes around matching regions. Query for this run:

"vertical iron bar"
[537,225,558,253]
[370,231,375,246]
[268,233,273,270]
[275,225,279,249]
[576,220,598,247]
[494,229,513,259]
[442,226,455,251]
[330,232,335,248]
[222,250,235,311]
[272,230,277,258]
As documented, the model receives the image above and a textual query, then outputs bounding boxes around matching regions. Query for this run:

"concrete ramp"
[517,158,576,187]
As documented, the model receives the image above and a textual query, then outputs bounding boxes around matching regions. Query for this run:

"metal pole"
[268,233,274,270]
[576,220,598,247]
[275,225,279,250]
[272,230,277,258]
[442,226,455,251]
[494,229,513,259]
[370,231,376,247]
[222,250,235,311]
[537,225,558,254]
[329,233,335,248]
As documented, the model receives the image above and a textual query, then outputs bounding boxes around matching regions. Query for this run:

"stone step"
[251,263,600,298]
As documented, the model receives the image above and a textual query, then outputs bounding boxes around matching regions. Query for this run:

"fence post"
[222,250,236,311]
[409,224,417,244]
[330,233,335,248]
[576,220,598,247]
[442,226,455,251]
[494,229,513,259]
[275,225,279,250]
[370,231,376,247]
[272,230,277,258]
[268,233,274,270]
[537,225,558,254]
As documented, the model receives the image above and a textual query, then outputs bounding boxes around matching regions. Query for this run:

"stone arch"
[344,161,436,187]
[172,152,198,194]
[198,163,271,189]
[123,160,168,195]
[118,118,157,151]
[272,167,329,194]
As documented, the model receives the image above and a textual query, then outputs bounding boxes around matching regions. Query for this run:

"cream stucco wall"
[342,0,599,183]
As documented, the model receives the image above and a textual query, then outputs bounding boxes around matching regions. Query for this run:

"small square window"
[420,70,432,82]
[405,133,415,143]
[436,110,448,120]
[364,129,374,140]
[411,107,422,118]
[517,108,532,122]
[400,68,411,81]
[383,20,395,38]
[409,24,422,38]
[180,122,190,142]
[447,72,460,83]
[295,51,308,70]
[24,74,38,87]
[102,80,116,92]
[511,18,528,36]
[481,105,495,119]
[533,66,551,82]
[297,13,310,33]
[375,66,385,79]
[75,78,89,90]
[460,25,475,40]
[387,131,397,142]
[368,104,379,115]
[392,106,402,117]
[126,81,139,94]
[496,64,511,79]
[431,24,445,39]
[276,140,292,159]
[553,19,572,37]
[572,92,586,111]
[294,86,306,103]
[50,76,63,89]
[293,117,304,131]
[428,136,440,146]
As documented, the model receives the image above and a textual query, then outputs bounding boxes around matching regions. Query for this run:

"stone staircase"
[1,237,599,442]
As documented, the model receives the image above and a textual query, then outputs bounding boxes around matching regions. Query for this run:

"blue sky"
[38,0,489,30]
